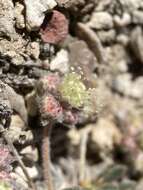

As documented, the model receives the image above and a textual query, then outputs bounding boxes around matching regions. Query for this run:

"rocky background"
[0,0,143,190]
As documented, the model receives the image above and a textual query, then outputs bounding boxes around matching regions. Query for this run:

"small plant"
[36,71,99,190]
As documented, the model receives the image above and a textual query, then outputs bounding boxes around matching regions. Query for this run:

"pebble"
[14,2,25,29]
[26,42,40,60]
[87,12,114,30]
[112,74,143,99]
[50,49,69,74]
[114,13,131,27]
[132,10,143,24]
[90,118,122,151]
[25,0,57,31]
[130,27,143,63]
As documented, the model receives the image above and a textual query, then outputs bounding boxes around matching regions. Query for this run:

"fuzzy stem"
[42,125,54,190]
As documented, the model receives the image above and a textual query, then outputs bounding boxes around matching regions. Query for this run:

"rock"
[131,77,143,99]
[105,44,130,74]
[20,146,38,164]
[8,115,33,144]
[136,180,143,190]
[119,0,142,12]
[0,0,16,38]
[26,90,38,117]
[11,172,28,189]
[112,74,132,96]
[135,153,143,173]
[14,2,25,29]
[112,74,143,99]
[130,27,143,63]
[90,118,122,151]
[26,42,40,59]
[0,81,28,124]
[14,165,38,180]
[132,10,143,24]
[116,34,129,46]
[68,40,97,87]
[40,10,69,44]
[113,13,131,27]
[25,0,57,31]
[97,30,116,44]
[87,12,114,30]
[50,49,69,74]
[95,0,112,11]
[0,37,26,65]
[10,115,25,129]
[56,0,85,10]
[67,128,82,146]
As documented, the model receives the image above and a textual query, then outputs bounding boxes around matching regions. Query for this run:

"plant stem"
[42,125,54,190]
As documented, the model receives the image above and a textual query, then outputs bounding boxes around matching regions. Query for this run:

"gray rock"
[25,0,57,31]
[0,0,16,38]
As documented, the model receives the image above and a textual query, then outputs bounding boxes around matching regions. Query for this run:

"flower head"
[59,73,89,108]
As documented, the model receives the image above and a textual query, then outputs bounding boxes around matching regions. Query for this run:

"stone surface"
[0,0,16,38]
[14,2,25,29]
[90,118,122,151]
[130,27,143,63]
[68,40,97,87]
[50,49,69,74]
[25,0,57,31]
[87,12,113,30]
[26,42,40,60]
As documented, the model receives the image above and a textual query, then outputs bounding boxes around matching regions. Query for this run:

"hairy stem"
[42,125,54,190]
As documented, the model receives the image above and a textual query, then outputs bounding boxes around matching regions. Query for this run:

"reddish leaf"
[40,10,69,44]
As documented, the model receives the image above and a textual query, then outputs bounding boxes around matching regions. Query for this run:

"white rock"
[14,2,25,29]
[132,10,143,24]
[25,0,57,31]
[91,119,122,151]
[114,13,131,27]
[50,49,69,73]
[112,74,143,99]
[119,0,142,12]
[26,42,40,59]
[15,166,38,179]
[20,146,38,162]
[87,12,113,30]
